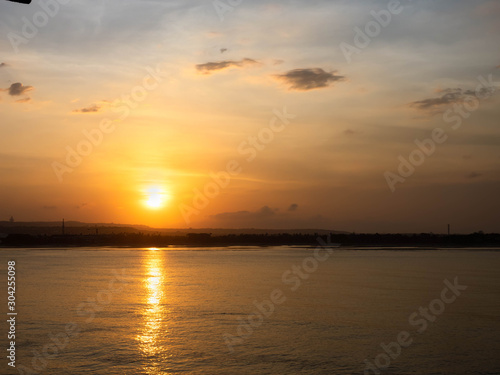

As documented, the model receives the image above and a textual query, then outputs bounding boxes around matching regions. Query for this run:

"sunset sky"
[0,0,499,233]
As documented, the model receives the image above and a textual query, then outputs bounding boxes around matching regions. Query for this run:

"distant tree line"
[1,232,499,248]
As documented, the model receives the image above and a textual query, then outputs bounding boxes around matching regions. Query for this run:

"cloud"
[195,58,260,75]
[72,101,111,114]
[15,98,31,104]
[73,104,101,113]
[274,68,345,91]
[0,63,7,68]
[4,82,33,96]
[410,88,464,111]
[410,87,496,113]
[207,205,333,229]
[466,172,482,179]
[42,206,58,210]
[212,206,276,221]
[343,129,359,136]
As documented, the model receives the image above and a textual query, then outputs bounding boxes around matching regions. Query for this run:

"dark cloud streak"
[196,58,259,75]
[274,68,345,91]
[72,104,102,113]
[15,97,31,104]
[410,87,496,112]
[212,206,276,221]
[466,172,482,179]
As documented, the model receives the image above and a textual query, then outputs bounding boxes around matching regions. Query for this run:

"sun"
[146,194,163,209]
[143,187,169,210]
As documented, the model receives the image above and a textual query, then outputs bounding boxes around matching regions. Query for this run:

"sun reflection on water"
[136,247,170,373]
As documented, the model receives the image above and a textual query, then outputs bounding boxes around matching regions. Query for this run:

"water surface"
[1,247,499,374]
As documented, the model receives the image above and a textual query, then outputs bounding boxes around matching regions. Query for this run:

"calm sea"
[1,247,499,374]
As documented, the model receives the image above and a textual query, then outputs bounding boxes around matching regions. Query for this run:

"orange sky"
[0,0,499,232]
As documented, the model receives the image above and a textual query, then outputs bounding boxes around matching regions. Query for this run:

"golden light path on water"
[136,247,170,374]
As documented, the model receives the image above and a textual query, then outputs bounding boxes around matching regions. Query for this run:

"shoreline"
[2,244,500,250]
[1,232,499,249]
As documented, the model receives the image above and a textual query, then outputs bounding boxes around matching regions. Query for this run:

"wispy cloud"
[410,88,464,111]
[196,58,260,75]
[15,97,31,104]
[72,100,111,114]
[274,68,345,91]
[212,206,276,221]
[73,104,101,113]
[410,87,496,113]
[466,172,482,179]
[344,129,360,136]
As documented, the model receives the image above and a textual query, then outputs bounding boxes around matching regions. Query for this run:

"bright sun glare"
[143,187,169,210]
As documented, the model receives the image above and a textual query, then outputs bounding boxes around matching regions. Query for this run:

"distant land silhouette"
[0,221,346,236]
[0,221,498,248]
